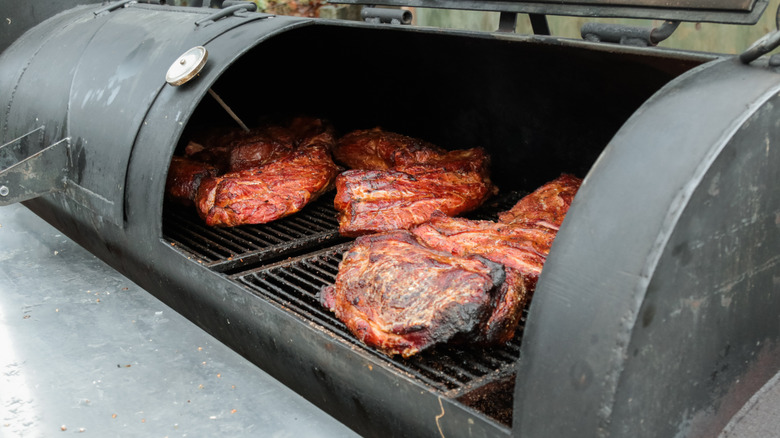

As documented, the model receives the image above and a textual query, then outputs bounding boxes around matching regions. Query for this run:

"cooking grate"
[232,243,523,397]
[162,190,530,425]
[162,194,346,273]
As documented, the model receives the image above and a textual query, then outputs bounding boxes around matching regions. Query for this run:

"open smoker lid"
[335,0,769,23]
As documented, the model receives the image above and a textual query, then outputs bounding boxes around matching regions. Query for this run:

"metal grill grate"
[233,244,523,396]
[162,191,529,415]
[163,195,345,273]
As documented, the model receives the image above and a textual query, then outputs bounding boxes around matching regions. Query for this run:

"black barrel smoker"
[1,1,779,436]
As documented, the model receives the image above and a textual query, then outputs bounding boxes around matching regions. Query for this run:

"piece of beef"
[185,116,332,171]
[227,133,294,170]
[319,230,506,358]
[410,174,583,341]
[228,117,334,170]
[410,216,540,343]
[334,140,497,236]
[194,133,338,227]
[497,173,581,228]
[333,127,445,170]
[165,156,220,205]
[321,174,582,355]
[415,174,582,281]
[166,117,337,226]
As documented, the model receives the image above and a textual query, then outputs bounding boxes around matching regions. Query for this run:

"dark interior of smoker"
[162,24,705,426]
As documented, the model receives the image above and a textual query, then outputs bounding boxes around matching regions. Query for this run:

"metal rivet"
[0,186,9,196]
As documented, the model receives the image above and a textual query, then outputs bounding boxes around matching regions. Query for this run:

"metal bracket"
[581,20,679,47]
[498,12,549,34]
[497,12,517,33]
[0,128,70,206]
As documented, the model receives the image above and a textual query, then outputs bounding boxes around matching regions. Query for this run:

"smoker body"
[1,3,779,437]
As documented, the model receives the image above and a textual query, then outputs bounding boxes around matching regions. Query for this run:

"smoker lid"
[336,0,769,24]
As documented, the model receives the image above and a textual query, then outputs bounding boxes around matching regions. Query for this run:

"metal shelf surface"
[0,203,358,437]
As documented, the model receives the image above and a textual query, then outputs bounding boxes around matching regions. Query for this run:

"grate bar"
[166,228,231,262]
[239,227,287,246]
[220,226,276,248]
[165,209,255,254]
[241,271,337,322]
[284,265,334,292]
[163,195,343,268]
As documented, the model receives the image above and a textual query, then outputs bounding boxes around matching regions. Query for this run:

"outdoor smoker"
[1,0,779,436]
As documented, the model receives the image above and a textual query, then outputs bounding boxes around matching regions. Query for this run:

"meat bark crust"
[165,156,219,205]
[321,174,582,356]
[164,117,339,227]
[195,136,338,227]
[332,128,498,236]
[320,231,506,358]
[498,173,581,228]
[334,161,495,236]
[332,127,445,170]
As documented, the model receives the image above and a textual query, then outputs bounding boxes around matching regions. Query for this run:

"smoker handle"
[0,128,70,206]
[195,2,258,26]
[740,3,780,64]
[581,20,679,46]
[739,30,780,64]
